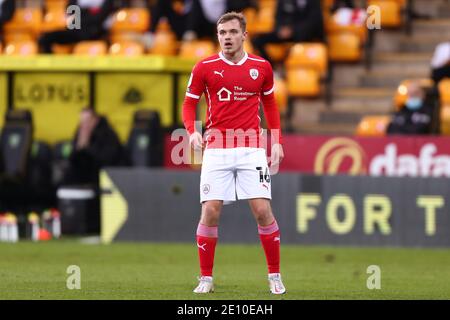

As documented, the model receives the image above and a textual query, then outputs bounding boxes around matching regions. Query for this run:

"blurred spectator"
[431,41,450,84]
[148,0,193,40]
[182,0,257,41]
[387,81,434,135]
[252,0,325,64]
[0,0,15,41]
[329,0,366,27]
[62,108,123,186]
[38,0,115,53]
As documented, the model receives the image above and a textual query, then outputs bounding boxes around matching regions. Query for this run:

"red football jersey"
[183,51,281,148]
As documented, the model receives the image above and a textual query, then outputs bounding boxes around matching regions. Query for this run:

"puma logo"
[197,242,207,251]
[214,70,224,78]
[274,236,280,242]
[262,184,269,190]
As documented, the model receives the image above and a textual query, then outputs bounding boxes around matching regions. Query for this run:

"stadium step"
[289,122,357,135]
[410,19,450,36]
[359,70,431,87]
[319,109,389,124]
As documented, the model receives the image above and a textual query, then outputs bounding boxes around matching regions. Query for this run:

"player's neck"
[221,49,245,64]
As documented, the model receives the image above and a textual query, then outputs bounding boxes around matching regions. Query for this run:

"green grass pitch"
[0,241,449,299]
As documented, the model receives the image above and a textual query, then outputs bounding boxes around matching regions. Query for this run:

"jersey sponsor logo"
[217,87,232,101]
[214,70,224,78]
[249,68,259,80]
[202,184,211,194]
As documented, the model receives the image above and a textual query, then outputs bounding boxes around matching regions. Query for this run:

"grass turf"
[0,241,449,299]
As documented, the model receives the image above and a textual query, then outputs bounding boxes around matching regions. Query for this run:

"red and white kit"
[182,51,282,203]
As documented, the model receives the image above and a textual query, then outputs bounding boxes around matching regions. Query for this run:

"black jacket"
[0,0,15,29]
[387,104,434,135]
[68,0,115,36]
[67,116,123,185]
[275,0,324,41]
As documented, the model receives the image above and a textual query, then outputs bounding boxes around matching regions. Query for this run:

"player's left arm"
[261,62,284,167]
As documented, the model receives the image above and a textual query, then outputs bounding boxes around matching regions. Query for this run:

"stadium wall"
[100,168,450,247]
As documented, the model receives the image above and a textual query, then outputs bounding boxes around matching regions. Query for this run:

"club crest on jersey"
[249,68,259,80]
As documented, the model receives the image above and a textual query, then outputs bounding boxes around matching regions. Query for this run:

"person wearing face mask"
[387,81,435,135]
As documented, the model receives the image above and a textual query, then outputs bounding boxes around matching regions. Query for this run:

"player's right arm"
[182,62,205,150]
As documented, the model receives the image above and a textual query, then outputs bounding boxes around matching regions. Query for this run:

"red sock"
[258,220,280,274]
[196,223,218,277]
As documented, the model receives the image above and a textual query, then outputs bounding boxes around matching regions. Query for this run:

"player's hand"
[270,143,284,171]
[189,132,204,151]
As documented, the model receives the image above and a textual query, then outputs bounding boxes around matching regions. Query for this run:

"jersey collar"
[219,51,248,66]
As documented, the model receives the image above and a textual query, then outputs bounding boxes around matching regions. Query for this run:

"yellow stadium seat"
[286,68,321,97]
[111,8,150,33]
[4,40,38,56]
[0,42,2,54]
[179,40,215,60]
[109,41,144,56]
[243,8,258,35]
[367,0,402,28]
[274,77,288,114]
[286,43,328,75]
[3,8,43,40]
[149,22,178,56]
[394,78,434,111]
[41,6,66,32]
[45,0,68,10]
[254,0,276,34]
[355,115,391,136]
[440,104,450,135]
[73,41,107,56]
[438,78,450,104]
[328,32,362,62]
[285,43,328,97]
[52,44,73,54]
[265,43,292,63]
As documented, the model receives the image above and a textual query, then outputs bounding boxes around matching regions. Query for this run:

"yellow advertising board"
[14,72,90,144]
[0,73,7,129]
[96,73,172,143]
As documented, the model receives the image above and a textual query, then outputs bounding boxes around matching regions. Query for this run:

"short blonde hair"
[217,11,246,32]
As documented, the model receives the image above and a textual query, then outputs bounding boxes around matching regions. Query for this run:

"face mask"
[405,97,423,110]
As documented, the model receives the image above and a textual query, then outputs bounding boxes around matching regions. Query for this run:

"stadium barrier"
[100,168,450,247]
[0,55,194,144]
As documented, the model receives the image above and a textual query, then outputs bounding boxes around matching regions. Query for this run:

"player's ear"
[242,30,248,41]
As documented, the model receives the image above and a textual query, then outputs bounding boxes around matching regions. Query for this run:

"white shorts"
[200,147,271,204]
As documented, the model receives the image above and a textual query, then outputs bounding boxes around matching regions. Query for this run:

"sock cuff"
[197,223,218,238]
[258,220,279,235]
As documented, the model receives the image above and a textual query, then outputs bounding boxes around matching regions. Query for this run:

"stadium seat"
[109,41,144,56]
[0,110,33,180]
[41,5,66,32]
[328,32,362,62]
[52,44,73,55]
[45,0,68,10]
[440,104,450,135]
[148,20,178,56]
[394,78,434,111]
[179,40,215,60]
[3,8,43,41]
[367,0,403,28]
[125,110,163,167]
[285,43,328,97]
[4,40,38,55]
[274,77,288,114]
[110,8,150,33]
[254,0,276,34]
[73,41,107,56]
[355,115,391,136]
[242,8,258,35]
[438,78,450,105]
[265,43,292,63]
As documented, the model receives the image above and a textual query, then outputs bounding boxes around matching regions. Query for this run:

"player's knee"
[252,205,272,224]
[202,202,221,224]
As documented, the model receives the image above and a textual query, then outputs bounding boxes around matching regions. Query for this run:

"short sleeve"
[262,62,275,96]
[186,62,205,99]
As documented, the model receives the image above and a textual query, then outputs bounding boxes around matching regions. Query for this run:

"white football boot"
[193,276,214,293]
[268,273,286,294]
